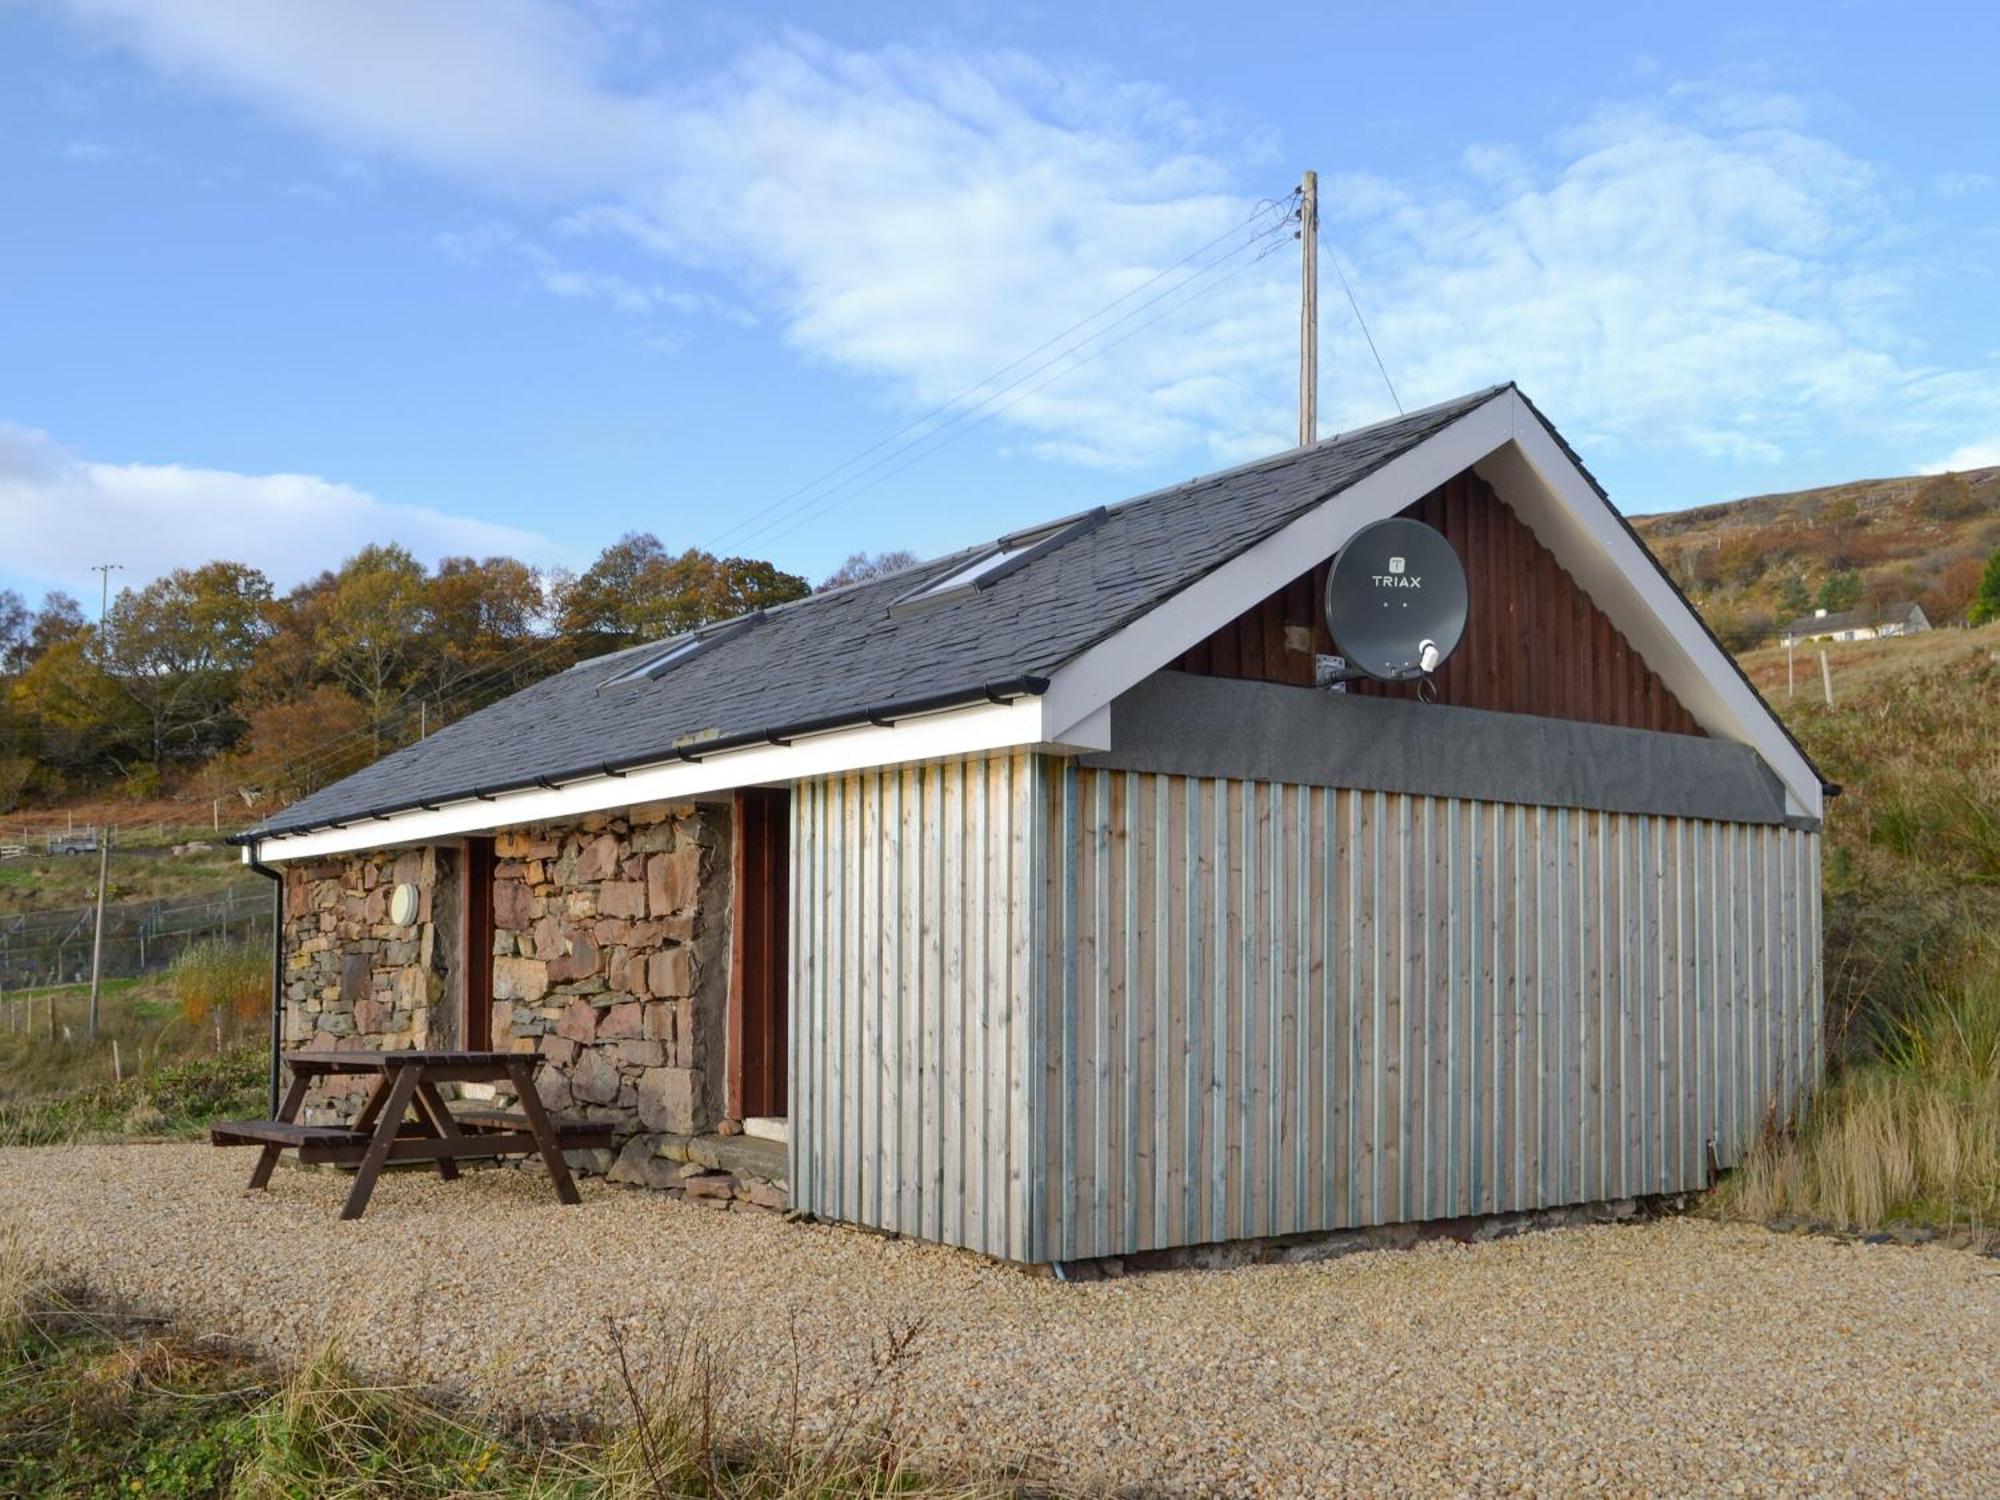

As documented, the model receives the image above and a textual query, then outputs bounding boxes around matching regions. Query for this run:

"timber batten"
[788,749,1820,1264]
[788,754,1044,1262]
[1174,471,1704,736]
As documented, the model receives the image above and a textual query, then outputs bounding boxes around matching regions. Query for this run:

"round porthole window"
[388,882,420,927]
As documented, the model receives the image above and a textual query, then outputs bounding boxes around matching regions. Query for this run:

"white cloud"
[1921,440,2000,474]
[46,2,2000,489]
[1313,98,1953,457]
[1935,171,1993,199]
[58,136,151,164]
[433,221,753,323]
[0,420,567,595]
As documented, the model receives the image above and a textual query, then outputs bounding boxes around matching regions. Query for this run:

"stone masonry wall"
[281,845,455,1123]
[489,801,730,1136]
[277,800,732,1146]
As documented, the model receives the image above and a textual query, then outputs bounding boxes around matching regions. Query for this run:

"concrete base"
[1033,1193,1688,1279]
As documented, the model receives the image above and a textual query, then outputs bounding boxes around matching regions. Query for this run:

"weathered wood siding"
[1036,765,1820,1262]
[1173,470,1705,736]
[788,753,1044,1261]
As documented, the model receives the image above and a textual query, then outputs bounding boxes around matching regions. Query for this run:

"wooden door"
[461,836,495,1050]
[728,788,790,1120]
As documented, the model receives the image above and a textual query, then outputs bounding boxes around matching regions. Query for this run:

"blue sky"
[3,1,1997,604]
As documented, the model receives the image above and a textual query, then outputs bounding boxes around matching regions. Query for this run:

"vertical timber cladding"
[788,752,1044,1262]
[1172,469,1705,736]
[1037,764,1821,1264]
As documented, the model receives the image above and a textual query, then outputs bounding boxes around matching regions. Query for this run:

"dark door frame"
[727,787,790,1120]
[460,835,496,1051]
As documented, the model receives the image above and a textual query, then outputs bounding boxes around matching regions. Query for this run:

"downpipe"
[245,842,284,1116]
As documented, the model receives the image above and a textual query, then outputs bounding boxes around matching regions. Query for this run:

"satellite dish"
[1322,518,1468,683]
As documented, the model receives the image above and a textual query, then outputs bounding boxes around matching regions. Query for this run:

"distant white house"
[1780,600,1931,647]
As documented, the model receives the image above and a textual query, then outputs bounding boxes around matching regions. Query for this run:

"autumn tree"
[426,554,549,695]
[315,544,430,750]
[557,533,809,651]
[104,560,273,775]
[7,634,141,784]
[819,549,920,591]
[227,684,373,800]
[1924,552,1989,623]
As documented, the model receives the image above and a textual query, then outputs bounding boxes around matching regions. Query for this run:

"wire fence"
[0,880,273,991]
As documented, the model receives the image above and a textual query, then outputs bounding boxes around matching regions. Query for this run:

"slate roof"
[244,386,1507,839]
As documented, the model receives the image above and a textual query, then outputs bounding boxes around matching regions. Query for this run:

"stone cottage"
[239,386,1829,1263]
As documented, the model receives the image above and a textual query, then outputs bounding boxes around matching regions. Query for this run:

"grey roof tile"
[246,387,1507,838]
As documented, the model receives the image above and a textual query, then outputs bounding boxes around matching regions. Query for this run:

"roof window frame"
[889,506,1107,618]
[601,610,767,689]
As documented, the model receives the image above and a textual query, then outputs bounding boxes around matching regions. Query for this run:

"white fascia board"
[244,695,1051,865]
[1039,393,1515,740]
[1480,391,1822,820]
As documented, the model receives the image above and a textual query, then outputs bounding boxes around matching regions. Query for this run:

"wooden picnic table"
[211,1049,611,1220]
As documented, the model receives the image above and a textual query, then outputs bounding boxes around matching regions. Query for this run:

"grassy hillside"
[1721,623,1999,1239]
[1632,464,2000,647]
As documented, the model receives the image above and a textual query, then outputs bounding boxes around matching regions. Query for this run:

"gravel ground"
[2,1144,1995,1496]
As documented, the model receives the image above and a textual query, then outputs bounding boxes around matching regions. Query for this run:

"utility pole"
[88,822,111,1040]
[1299,169,1319,447]
[1786,636,1795,698]
[1819,650,1835,707]
[90,563,123,664]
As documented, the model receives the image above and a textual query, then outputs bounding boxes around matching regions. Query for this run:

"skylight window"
[890,506,1108,617]
[910,546,1017,599]
[602,611,766,688]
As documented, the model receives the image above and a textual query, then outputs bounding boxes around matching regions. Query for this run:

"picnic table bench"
[211,1049,613,1220]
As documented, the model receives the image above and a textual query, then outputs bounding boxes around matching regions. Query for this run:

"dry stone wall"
[490,801,730,1136]
[278,800,732,1147]
[280,845,455,1122]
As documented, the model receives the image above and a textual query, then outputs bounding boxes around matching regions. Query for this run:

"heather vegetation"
[1633,463,2000,649]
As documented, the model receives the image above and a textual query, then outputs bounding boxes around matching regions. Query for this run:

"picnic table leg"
[248,1071,312,1192]
[505,1060,581,1206]
[410,1080,463,1181]
[340,1065,420,1221]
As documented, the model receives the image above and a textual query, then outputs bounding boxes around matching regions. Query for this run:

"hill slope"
[1630,465,2000,647]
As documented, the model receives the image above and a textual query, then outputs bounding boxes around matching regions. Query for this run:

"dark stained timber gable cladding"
[1173,470,1705,736]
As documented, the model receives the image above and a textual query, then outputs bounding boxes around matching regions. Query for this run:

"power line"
[706,192,1300,551]
[258,628,581,793]
[1317,225,1402,414]
[265,204,1307,797]
[754,231,1297,551]
[244,188,1312,807]
[729,212,1300,551]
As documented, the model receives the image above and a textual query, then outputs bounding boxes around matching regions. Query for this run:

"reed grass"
[171,935,270,1026]
[0,1244,1005,1498]
[1721,946,1999,1242]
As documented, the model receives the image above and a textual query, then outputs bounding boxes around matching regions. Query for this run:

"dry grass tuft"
[1722,950,1999,1241]
[0,1239,1013,1498]
[170,935,269,1026]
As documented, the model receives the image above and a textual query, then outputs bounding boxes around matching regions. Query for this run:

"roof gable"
[243,383,1824,856]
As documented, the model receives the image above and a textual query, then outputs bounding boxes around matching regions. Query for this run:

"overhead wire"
[1317,223,1402,414]
[750,228,1299,551]
[727,209,1298,548]
[703,190,1299,551]
[250,187,1313,803]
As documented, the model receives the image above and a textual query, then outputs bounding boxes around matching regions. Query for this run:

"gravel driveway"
[2,1143,1994,1495]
